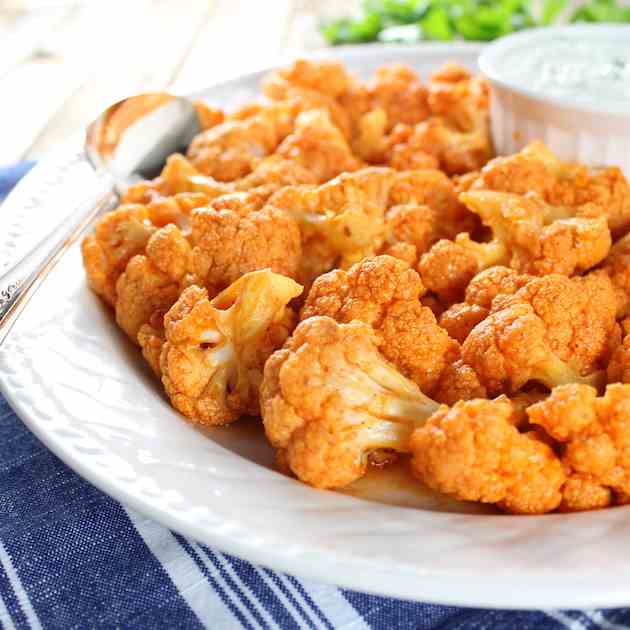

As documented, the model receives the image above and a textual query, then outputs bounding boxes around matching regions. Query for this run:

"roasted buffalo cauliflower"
[365,64,431,131]
[261,316,441,488]
[81,55,630,518]
[418,233,508,303]
[389,169,478,241]
[186,101,294,181]
[160,271,302,425]
[608,333,630,384]
[462,273,617,395]
[129,154,232,201]
[387,117,492,176]
[528,384,630,511]
[127,149,319,207]
[234,155,317,194]
[419,187,611,303]
[262,58,355,138]
[426,63,489,134]
[82,204,158,306]
[268,168,393,283]
[263,58,353,102]
[115,224,192,341]
[379,203,436,265]
[601,232,630,319]
[461,190,611,277]
[301,256,464,397]
[431,359,487,406]
[385,65,491,175]
[269,167,471,285]
[190,192,302,296]
[275,109,361,183]
[384,124,439,171]
[472,141,630,237]
[192,101,225,131]
[410,398,565,514]
[138,316,166,377]
[439,266,533,343]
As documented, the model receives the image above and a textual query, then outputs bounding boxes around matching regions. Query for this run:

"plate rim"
[3,42,630,610]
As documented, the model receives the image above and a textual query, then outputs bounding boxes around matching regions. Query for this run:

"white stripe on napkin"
[271,573,330,628]
[125,509,237,629]
[208,550,280,629]
[546,611,588,630]
[247,565,310,628]
[187,541,265,629]
[585,610,630,630]
[297,581,370,630]
[0,541,42,630]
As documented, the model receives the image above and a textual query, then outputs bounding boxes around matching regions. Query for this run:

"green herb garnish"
[319,0,630,45]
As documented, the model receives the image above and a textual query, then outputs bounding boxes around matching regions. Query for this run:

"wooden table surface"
[0,0,359,165]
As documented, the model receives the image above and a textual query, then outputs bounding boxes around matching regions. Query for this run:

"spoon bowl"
[86,93,201,192]
[0,92,203,344]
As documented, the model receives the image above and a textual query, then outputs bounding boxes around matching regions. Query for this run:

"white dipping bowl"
[479,25,630,178]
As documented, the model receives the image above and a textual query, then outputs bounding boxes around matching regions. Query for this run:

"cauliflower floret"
[462,273,616,395]
[439,266,533,342]
[263,58,353,101]
[352,107,390,163]
[132,150,319,207]
[260,316,440,489]
[608,333,630,384]
[386,63,492,176]
[472,142,630,237]
[471,141,564,197]
[462,265,534,308]
[262,59,358,139]
[528,383,630,510]
[186,102,294,181]
[410,398,565,514]
[144,154,234,199]
[379,203,435,265]
[418,233,508,303]
[268,168,394,283]
[160,271,302,425]
[366,64,431,131]
[389,169,478,241]
[461,190,611,276]
[192,101,225,130]
[115,224,192,341]
[431,360,487,406]
[387,117,492,176]
[275,109,361,183]
[578,167,630,239]
[438,301,488,343]
[235,155,317,194]
[81,204,157,305]
[138,316,165,377]
[426,62,490,133]
[453,170,480,196]
[418,187,611,304]
[601,232,630,318]
[270,167,464,284]
[386,124,440,171]
[301,256,467,397]
[190,193,301,296]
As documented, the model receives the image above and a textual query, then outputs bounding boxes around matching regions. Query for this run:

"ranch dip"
[481,27,630,112]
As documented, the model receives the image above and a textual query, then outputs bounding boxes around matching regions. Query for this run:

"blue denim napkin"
[2,163,630,629]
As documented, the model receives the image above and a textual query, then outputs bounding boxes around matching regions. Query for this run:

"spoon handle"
[0,173,117,346]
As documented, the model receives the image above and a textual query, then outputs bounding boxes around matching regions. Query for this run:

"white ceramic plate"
[2,44,630,611]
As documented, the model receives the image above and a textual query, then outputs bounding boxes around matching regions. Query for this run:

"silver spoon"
[0,92,202,346]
